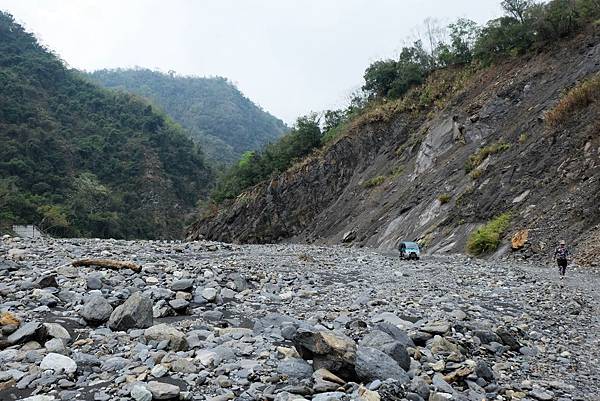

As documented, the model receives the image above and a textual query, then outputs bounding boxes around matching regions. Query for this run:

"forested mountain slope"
[86,69,288,165]
[189,1,600,264]
[0,12,212,239]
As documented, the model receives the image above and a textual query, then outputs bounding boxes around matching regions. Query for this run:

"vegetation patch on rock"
[545,73,600,126]
[465,141,511,173]
[363,176,386,188]
[467,213,512,255]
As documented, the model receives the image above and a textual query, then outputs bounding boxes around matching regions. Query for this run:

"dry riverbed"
[0,237,598,401]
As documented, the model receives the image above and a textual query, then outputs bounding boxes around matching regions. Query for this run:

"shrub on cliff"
[546,73,600,126]
[467,213,512,255]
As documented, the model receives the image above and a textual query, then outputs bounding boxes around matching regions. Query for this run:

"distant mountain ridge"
[0,11,212,239]
[86,69,288,164]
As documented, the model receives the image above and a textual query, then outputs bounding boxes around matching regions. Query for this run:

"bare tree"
[501,0,533,22]
[405,18,449,60]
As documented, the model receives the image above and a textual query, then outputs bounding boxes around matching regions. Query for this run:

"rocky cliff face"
[188,30,600,262]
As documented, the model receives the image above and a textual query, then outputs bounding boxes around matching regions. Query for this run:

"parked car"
[398,241,421,260]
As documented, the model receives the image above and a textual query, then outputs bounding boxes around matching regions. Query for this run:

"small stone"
[86,274,103,290]
[474,360,494,381]
[44,338,67,354]
[147,381,180,400]
[168,298,189,312]
[529,389,554,401]
[216,374,232,388]
[8,322,44,345]
[420,321,450,335]
[171,279,194,292]
[473,330,501,344]
[201,287,218,301]
[151,364,168,378]
[44,323,71,342]
[432,373,454,394]
[131,384,153,401]
[144,323,187,351]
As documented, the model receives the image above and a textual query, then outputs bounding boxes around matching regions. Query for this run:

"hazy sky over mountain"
[3,0,503,123]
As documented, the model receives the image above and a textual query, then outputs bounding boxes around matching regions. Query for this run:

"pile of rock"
[0,235,596,400]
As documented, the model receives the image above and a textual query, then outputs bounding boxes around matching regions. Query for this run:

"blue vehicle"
[398,241,421,260]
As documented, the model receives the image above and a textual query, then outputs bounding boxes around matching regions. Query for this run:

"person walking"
[554,240,570,279]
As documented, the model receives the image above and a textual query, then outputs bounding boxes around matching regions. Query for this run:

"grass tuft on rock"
[546,73,600,126]
[363,176,386,188]
[465,141,511,173]
[467,213,511,256]
[437,193,452,204]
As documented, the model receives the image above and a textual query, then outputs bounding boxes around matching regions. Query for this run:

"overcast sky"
[2,0,503,123]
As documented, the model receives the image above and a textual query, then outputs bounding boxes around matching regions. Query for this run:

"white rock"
[131,384,152,401]
[280,291,294,300]
[151,364,168,377]
[196,349,219,367]
[40,353,77,374]
[201,287,218,301]
[19,396,56,401]
[147,381,180,400]
[8,248,27,260]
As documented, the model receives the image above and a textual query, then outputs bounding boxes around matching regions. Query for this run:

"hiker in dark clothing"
[554,240,570,278]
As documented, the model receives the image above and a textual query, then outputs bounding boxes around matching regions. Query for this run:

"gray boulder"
[475,360,494,381]
[376,322,415,347]
[293,328,356,379]
[108,292,153,331]
[355,346,409,384]
[79,295,113,324]
[360,330,411,371]
[8,321,45,345]
[473,330,502,344]
[277,358,313,381]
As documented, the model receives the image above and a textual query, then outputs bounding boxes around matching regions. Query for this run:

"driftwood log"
[72,258,142,273]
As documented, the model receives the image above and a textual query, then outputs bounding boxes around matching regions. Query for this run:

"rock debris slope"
[1,236,599,400]
[188,29,600,264]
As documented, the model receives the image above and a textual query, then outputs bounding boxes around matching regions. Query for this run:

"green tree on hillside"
[211,114,321,203]
[0,11,213,238]
[86,69,288,165]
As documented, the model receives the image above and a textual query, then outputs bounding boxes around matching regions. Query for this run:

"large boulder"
[108,292,153,331]
[144,323,187,351]
[293,328,356,378]
[277,358,313,381]
[375,322,414,347]
[360,330,411,371]
[79,295,113,324]
[355,346,409,384]
[8,321,45,345]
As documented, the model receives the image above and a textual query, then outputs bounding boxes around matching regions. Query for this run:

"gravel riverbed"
[0,237,598,401]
